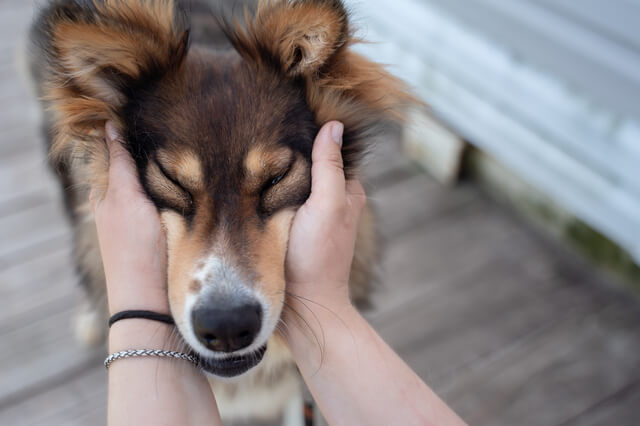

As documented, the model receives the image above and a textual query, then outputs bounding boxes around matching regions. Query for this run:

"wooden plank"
[0,147,50,182]
[0,231,70,273]
[0,125,44,159]
[0,200,70,270]
[0,46,40,132]
[0,363,106,426]
[0,5,34,52]
[68,405,108,426]
[440,304,640,426]
[371,195,524,311]
[0,306,105,406]
[422,0,640,120]
[0,56,34,103]
[0,186,56,219]
[0,101,39,136]
[0,246,76,330]
[370,243,605,390]
[533,0,640,50]
[0,157,59,218]
[564,381,640,426]
[372,174,479,241]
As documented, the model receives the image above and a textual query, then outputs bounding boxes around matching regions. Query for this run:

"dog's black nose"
[192,303,262,353]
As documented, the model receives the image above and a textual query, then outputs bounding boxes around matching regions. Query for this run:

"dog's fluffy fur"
[30,0,414,422]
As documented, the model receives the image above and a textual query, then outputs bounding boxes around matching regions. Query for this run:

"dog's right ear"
[224,0,349,78]
[31,0,189,154]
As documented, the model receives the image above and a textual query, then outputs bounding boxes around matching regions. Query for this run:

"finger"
[309,121,346,204]
[104,121,142,192]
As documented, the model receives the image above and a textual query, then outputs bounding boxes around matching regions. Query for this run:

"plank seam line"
[556,377,640,426]
[0,351,105,412]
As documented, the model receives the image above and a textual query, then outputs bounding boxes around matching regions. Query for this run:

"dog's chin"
[197,344,267,378]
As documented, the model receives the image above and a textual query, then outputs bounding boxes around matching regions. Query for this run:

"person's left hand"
[90,122,169,316]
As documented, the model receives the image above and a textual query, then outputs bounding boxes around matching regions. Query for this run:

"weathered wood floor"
[2,2,640,425]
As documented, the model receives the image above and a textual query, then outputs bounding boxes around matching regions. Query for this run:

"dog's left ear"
[227,0,349,78]
[228,0,421,175]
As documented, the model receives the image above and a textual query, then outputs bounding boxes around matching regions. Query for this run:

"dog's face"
[33,0,413,377]
[128,50,317,376]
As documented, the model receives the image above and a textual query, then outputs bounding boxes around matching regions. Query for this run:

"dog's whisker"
[275,318,292,341]
[285,290,358,350]
[285,290,350,324]
[282,300,326,373]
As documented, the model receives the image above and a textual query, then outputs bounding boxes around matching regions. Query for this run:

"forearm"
[287,305,465,426]
[107,321,220,426]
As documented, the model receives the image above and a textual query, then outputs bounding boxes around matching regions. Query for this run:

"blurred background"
[1,0,639,425]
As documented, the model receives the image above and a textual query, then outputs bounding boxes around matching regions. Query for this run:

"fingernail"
[105,121,118,143]
[331,122,344,146]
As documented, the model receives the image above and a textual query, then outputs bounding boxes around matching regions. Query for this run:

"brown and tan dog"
[30,0,414,422]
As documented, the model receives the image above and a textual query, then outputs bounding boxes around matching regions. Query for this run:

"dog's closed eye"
[269,172,287,188]
[146,161,194,214]
[260,155,310,216]
[262,162,292,192]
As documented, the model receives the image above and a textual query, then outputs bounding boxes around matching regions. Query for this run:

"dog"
[29,0,414,423]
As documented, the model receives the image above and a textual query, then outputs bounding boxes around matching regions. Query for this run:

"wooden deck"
[2,2,640,425]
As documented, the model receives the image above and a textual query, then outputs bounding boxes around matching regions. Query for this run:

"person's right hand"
[284,121,366,332]
[91,122,169,317]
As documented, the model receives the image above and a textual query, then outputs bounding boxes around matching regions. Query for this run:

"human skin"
[93,122,220,426]
[93,121,465,426]
[283,122,466,426]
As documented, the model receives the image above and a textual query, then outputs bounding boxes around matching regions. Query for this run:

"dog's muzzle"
[185,257,273,377]
[191,302,262,353]
[198,344,268,377]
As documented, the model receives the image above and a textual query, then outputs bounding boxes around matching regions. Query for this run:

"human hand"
[92,123,221,425]
[91,122,169,316]
[284,121,366,331]
[282,124,465,426]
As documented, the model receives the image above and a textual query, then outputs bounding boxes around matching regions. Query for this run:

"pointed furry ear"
[32,0,189,130]
[30,0,189,194]
[225,0,422,177]
[227,0,349,77]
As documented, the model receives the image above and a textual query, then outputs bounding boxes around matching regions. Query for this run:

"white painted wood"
[420,0,640,121]
[402,109,465,185]
[347,0,640,263]
[533,0,640,52]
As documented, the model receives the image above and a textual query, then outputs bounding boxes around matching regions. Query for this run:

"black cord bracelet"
[108,310,175,328]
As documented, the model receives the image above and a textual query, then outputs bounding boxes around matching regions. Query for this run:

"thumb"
[309,121,346,204]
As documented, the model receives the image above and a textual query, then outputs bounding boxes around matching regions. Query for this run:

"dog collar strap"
[108,310,175,328]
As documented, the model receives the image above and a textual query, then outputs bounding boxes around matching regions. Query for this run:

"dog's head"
[33,0,414,377]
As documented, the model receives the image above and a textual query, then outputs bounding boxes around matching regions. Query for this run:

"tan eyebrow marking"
[245,146,294,184]
[245,147,265,177]
[156,149,204,192]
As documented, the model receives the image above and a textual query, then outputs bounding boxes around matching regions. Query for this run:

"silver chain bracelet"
[104,349,199,369]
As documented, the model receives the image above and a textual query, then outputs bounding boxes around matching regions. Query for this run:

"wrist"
[284,301,362,370]
[108,319,179,353]
[106,321,218,426]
